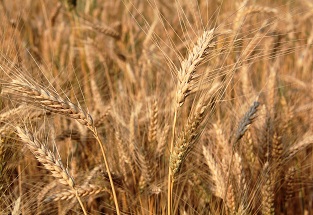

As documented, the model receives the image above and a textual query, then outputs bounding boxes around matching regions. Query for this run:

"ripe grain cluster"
[0,0,313,214]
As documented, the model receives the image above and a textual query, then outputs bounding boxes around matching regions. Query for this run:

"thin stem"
[168,109,177,215]
[93,129,121,215]
[75,190,87,215]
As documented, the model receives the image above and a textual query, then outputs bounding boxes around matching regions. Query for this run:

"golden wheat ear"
[16,127,75,188]
[16,127,88,214]
[3,79,94,128]
[5,77,120,214]
[175,29,216,107]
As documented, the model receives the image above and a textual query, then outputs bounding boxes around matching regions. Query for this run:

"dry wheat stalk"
[234,3,277,32]
[240,64,252,99]
[202,145,226,199]
[0,105,48,128]
[137,148,153,190]
[50,2,61,26]
[16,127,90,213]
[271,132,282,162]
[0,105,25,123]
[85,39,107,112]
[61,165,105,214]
[94,106,111,127]
[203,144,237,211]
[213,123,229,158]
[267,64,278,117]
[168,81,220,213]
[155,124,169,158]
[115,130,135,174]
[244,130,261,183]
[233,152,246,192]
[37,181,58,204]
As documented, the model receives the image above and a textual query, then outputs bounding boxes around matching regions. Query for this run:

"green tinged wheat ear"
[170,88,217,176]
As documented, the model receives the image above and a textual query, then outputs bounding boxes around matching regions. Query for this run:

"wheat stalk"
[4,79,121,215]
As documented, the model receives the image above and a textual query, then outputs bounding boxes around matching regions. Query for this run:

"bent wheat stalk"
[16,127,87,215]
[4,79,121,215]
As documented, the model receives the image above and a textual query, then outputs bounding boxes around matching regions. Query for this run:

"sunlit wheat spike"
[44,184,110,202]
[16,127,75,188]
[3,79,94,128]
[176,29,216,107]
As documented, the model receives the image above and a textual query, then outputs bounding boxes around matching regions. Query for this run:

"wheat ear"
[168,29,216,212]
[175,29,216,107]
[170,93,212,175]
[16,127,87,214]
[4,80,93,128]
[261,162,275,215]
[234,101,259,145]
[5,79,121,215]
[44,184,110,202]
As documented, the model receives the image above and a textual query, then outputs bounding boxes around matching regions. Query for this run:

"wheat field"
[0,0,313,214]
